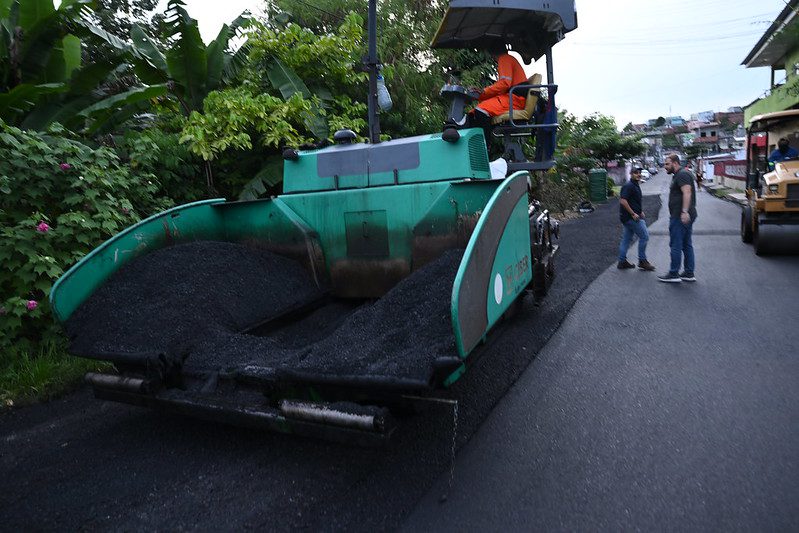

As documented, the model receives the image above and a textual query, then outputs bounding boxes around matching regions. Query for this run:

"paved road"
[404,170,799,530]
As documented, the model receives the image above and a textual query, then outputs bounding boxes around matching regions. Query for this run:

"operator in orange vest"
[476,43,528,116]
[463,42,528,135]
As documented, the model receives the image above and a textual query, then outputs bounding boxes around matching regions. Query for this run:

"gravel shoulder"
[0,195,660,531]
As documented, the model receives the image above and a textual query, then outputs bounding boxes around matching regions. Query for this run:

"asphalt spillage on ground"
[0,195,660,531]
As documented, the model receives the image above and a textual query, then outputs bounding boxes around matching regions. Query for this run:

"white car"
[639,169,651,181]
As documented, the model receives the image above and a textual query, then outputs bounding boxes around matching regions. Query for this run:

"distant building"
[742,0,799,124]
[667,116,685,127]
[690,111,715,123]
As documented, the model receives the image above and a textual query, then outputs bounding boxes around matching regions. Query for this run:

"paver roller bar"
[87,374,395,447]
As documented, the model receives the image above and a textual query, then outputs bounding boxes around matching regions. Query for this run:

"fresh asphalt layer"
[403,170,799,531]
[0,188,658,531]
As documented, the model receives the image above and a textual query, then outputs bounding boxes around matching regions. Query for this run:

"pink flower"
[121,207,130,215]
[36,222,50,233]
[60,163,71,171]
[26,300,38,311]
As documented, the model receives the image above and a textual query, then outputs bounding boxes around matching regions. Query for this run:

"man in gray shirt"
[659,153,697,283]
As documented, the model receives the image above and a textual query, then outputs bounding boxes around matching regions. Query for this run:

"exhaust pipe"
[85,372,147,394]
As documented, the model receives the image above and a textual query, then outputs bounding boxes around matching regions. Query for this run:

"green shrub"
[0,122,173,350]
[538,168,587,214]
[119,118,207,204]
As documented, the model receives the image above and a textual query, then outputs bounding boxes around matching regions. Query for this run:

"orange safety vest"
[476,54,528,117]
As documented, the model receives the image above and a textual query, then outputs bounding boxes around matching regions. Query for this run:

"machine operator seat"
[491,73,543,126]
[489,72,557,171]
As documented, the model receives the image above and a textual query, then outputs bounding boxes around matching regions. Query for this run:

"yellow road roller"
[741,110,799,254]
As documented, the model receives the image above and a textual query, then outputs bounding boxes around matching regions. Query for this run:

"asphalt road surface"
[0,187,661,531]
[404,170,799,530]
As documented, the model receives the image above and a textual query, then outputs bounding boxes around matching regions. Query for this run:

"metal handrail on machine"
[500,83,559,130]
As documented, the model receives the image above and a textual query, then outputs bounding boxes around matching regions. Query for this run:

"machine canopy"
[431,0,577,63]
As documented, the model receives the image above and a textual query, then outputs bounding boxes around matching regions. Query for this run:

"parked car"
[639,169,651,181]
[648,166,658,176]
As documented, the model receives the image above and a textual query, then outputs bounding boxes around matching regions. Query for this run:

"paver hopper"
[49,0,571,444]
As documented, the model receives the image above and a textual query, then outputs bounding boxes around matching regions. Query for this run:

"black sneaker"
[679,271,696,282]
[658,272,682,283]
[617,260,635,269]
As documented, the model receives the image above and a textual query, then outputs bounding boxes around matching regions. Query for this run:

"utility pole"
[365,0,381,144]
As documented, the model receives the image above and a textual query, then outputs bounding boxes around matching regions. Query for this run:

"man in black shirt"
[617,167,655,271]
[659,153,697,283]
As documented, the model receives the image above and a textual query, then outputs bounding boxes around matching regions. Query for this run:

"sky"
[166,0,786,128]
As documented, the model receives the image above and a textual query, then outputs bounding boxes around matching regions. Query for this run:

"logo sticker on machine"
[494,273,503,305]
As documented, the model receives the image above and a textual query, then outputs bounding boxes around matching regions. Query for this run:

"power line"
[283,0,347,24]
[572,31,764,48]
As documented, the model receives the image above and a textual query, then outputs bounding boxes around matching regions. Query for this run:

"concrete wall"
[712,159,747,189]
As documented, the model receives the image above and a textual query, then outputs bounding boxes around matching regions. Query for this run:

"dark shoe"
[617,260,635,270]
[658,272,682,283]
[638,260,656,271]
[679,271,696,282]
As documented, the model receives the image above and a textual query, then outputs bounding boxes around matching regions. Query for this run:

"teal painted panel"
[450,172,531,359]
[280,181,454,268]
[282,129,491,193]
[344,210,390,257]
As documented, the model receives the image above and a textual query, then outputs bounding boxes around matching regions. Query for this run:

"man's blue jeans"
[618,219,649,262]
[668,216,695,274]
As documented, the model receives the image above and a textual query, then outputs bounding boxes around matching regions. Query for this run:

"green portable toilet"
[588,168,608,203]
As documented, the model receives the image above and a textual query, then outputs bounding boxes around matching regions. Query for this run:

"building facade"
[742,0,799,124]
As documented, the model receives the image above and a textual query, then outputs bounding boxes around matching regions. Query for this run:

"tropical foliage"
[539,111,646,213]
[0,121,172,351]
[180,12,369,198]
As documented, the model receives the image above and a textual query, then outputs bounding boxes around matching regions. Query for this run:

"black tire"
[741,205,753,243]
[753,217,767,255]
[532,261,548,300]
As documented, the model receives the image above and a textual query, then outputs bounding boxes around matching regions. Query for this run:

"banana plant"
[0,0,166,132]
[84,0,252,117]
[263,56,329,140]
[0,0,92,123]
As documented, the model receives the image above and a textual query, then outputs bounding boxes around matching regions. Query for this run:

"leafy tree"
[179,13,369,199]
[0,0,91,124]
[0,0,169,132]
[263,0,495,139]
[557,112,644,169]
[82,0,165,62]
[662,133,679,148]
[654,116,666,128]
[86,0,252,118]
[684,144,704,159]
[541,111,645,212]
